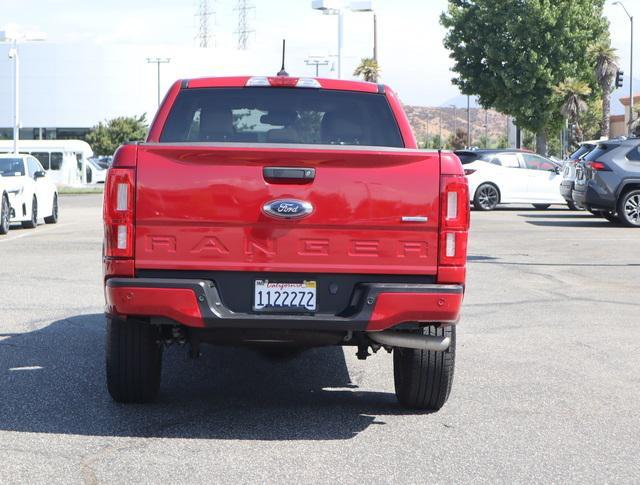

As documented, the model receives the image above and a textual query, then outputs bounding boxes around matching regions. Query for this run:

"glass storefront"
[0,127,91,140]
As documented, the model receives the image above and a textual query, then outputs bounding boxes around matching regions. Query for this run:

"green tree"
[581,97,604,140]
[591,41,619,138]
[447,129,467,150]
[425,134,443,149]
[86,114,148,156]
[555,78,591,147]
[477,134,490,149]
[494,135,509,149]
[353,58,380,83]
[441,0,608,155]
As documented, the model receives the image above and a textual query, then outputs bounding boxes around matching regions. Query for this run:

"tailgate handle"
[263,167,315,182]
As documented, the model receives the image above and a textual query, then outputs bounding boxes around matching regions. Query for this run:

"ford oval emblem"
[262,199,314,220]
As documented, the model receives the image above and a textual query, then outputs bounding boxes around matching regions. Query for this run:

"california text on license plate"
[253,280,317,312]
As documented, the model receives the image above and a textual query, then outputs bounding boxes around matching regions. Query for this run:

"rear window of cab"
[160,87,404,148]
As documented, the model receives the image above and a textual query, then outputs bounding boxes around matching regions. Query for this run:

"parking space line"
[0,222,77,244]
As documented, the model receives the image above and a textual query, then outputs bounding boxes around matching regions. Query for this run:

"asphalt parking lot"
[1,195,639,484]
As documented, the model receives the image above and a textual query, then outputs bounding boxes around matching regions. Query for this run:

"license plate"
[253,280,317,312]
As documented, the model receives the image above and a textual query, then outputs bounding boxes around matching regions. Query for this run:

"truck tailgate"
[134,144,440,275]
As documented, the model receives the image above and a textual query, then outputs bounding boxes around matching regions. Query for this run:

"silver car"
[560,141,599,209]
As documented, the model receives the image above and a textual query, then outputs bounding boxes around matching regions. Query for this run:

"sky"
[0,0,639,117]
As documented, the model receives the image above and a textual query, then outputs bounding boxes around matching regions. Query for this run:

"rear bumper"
[572,184,616,211]
[105,278,463,332]
[559,180,574,200]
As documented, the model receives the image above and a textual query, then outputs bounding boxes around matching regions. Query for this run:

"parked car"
[0,154,59,228]
[89,156,113,170]
[0,174,9,235]
[560,141,599,210]
[85,157,107,184]
[456,149,565,210]
[573,138,640,227]
[102,75,470,411]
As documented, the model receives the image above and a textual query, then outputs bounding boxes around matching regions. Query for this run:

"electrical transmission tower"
[196,0,215,48]
[235,0,255,50]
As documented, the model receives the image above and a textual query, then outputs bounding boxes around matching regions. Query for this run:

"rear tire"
[567,200,579,211]
[473,183,500,211]
[106,317,163,403]
[618,189,640,228]
[0,193,9,235]
[21,196,37,229]
[393,326,456,411]
[44,194,58,224]
[602,211,621,224]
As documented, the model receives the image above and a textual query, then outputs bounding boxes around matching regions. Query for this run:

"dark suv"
[572,138,640,227]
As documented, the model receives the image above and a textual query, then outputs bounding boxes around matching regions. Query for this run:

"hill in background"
[404,105,509,147]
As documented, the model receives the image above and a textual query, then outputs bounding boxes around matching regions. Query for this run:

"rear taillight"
[586,161,610,171]
[439,175,470,266]
[464,169,476,176]
[103,168,135,258]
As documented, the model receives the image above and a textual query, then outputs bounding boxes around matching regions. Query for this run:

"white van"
[0,140,94,187]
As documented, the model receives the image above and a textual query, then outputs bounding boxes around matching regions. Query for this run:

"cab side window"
[495,153,521,168]
[27,157,40,178]
[523,154,556,171]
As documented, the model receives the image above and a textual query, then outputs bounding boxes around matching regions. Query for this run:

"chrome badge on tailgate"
[262,199,314,220]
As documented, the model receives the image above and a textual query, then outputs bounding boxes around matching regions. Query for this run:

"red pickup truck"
[103,75,469,411]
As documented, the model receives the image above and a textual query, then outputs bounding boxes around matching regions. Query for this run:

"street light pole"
[450,105,457,135]
[467,95,471,147]
[1,30,46,154]
[337,10,344,79]
[614,2,634,135]
[305,58,330,76]
[373,13,378,62]
[632,14,635,134]
[312,1,374,80]
[10,41,19,154]
[146,58,171,107]
[439,108,443,147]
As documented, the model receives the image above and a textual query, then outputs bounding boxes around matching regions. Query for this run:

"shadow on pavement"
[519,213,597,219]
[0,314,416,441]
[523,219,623,228]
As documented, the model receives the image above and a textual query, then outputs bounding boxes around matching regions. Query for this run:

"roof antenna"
[277,39,289,76]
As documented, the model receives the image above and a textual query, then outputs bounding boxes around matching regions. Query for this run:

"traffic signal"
[615,69,624,89]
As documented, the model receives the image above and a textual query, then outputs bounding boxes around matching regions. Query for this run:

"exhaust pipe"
[368,331,450,351]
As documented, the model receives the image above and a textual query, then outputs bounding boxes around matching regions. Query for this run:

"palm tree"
[554,78,592,147]
[353,58,380,83]
[591,42,619,138]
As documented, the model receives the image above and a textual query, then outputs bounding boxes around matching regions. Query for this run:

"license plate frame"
[253,280,317,313]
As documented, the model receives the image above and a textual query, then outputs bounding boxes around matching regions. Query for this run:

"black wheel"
[567,200,580,211]
[22,196,37,229]
[601,211,621,224]
[106,317,163,403]
[44,194,59,224]
[618,189,640,228]
[533,204,551,210]
[393,325,456,411]
[473,183,500,211]
[0,193,9,235]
